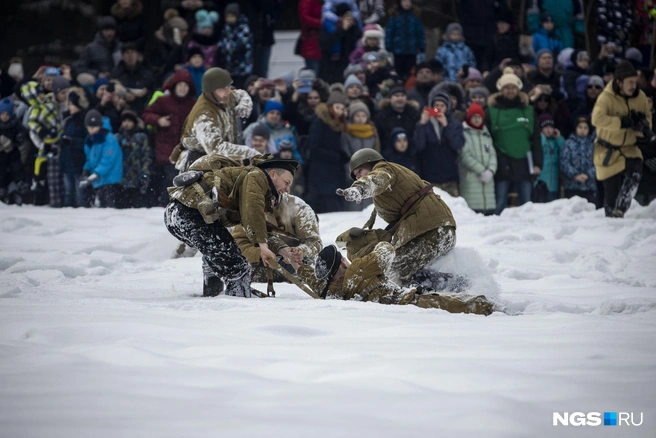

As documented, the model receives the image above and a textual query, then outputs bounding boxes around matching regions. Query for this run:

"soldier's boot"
[224,271,252,298]
[203,275,225,297]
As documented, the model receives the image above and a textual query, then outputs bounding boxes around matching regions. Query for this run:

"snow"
[1,192,655,438]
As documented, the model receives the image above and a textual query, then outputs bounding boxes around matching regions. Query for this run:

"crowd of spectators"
[0,0,654,214]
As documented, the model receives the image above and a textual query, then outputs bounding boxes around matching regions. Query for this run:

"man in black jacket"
[111,43,156,113]
[77,17,122,78]
[375,86,421,153]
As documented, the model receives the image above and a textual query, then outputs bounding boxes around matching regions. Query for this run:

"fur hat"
[496,71,523,91]
[327,90,347,106]
[68,88,90,110]
[315,245,343,282]
[98,16,117,30]
[0,98,14,116]
[344,74,363,92]
[251,122,271,139]
[84,109,103,127]
[348,100,370,121]
[538,113,554,128]
[195,9,218,33]
[264,99,284,115]
[614,60,638,81]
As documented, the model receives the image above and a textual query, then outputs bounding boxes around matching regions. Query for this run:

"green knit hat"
[202,68,233,93]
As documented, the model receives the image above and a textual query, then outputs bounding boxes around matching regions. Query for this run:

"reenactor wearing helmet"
[288,243,494,316]
[336,149,457,285]
[231,193,322,283]
[164,154,300,297]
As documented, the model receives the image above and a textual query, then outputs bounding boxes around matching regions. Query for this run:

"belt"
[597,138,626,167]
[401,184,434,216]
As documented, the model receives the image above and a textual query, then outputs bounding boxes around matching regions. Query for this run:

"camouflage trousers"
[391,226,456,285]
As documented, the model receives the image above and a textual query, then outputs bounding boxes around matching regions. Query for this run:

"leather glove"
[645,157,656,173]
[620,116,634,129]
[79,173,99,189]
[478,169,494,183]
[336,187,363,203]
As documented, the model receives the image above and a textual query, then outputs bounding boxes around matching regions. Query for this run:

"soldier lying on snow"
[231,193,321,283]
[289,243,494,316]
[336,149,457,286]
[164,154,300,297]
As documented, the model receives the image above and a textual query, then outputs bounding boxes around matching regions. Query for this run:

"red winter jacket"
[299,0,322,60]
[142,69,196,165]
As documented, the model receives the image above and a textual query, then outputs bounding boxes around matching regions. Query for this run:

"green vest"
[487,105,534,159]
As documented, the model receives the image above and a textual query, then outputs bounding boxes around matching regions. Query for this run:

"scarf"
[346,123,375,139]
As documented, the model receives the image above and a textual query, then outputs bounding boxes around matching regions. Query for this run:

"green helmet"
[349,149,385,179]
[202,68,233,93]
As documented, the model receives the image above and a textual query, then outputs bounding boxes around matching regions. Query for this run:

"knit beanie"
[343,64,364,79]
[94,77,110,93]
[496,71,523,91]
[469,86,490,100]
[98,16,117,30]
[614,60,638,81]
[541,11,553,23]
[535,48,553,63]
[538,113,554,128]
[390,126,407,144]
[264,99,284,115]
[465,103,485,129]
[120,110,139,125]
[187,46,205,61]
[0,98,14,116]
[388,85,407,98]
[587,75,604,89]
[362,24,384,41]
[202,68,233,93]
[52,76,71,94]
[315,245,342,282]
[195,9,218,33]
[327,90,347,106]
[278,139,293,151]
[348,101,370,121]
[574,115,591,131]
[224,3,240,17]
[429,89,451,110]
[344,74,363,92]
[252,122,271,139]
[464,68,483,84]
[85,109,103,127]
[445,23,463,41]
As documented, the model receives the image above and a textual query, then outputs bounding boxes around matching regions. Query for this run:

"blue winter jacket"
[532,28,563,59]
[537,133,564,193]
[413,115,465,184]
[385,9,425,55]
[434,41,477,82]
[83,117,123,189]
[185,65,206,98]
[560,133,596,192]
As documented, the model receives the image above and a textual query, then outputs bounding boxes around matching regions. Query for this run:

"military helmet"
[202,68,233,93]
[349,148,385,179]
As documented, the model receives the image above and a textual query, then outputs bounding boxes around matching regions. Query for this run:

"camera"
[630,110,656,143]
[424,107,441,118]
[107,82,115,93]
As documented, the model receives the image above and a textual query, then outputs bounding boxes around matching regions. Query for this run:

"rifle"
[266,258,320,299]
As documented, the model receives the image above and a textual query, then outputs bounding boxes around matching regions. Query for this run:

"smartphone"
[462,64,470,79]
[297,78,313,94]
[424,107,441,118]
[45,67,61,76]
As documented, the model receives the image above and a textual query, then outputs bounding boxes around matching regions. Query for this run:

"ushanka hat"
[315,245,343,282]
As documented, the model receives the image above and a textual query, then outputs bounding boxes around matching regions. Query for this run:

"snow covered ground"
[1,193,655,438]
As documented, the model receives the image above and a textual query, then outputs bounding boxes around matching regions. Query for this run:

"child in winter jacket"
[434,23,477,82]
[243,100,303,164]
[343,100,379,157]
[79,110,123,208]
[559,116,596,203]
[536,113,564,202]
[186,9,219,68]
[185,47,207,98]
[385,0,425,80]
[459,103,497,214]
[384,126,417,172]
[563,50,590,104]
[349,24,385,68]
[217,3,253,89]
[527,0,584,50]
[0,98,27,205]
[115,110,152,208]
[532,12,563,61]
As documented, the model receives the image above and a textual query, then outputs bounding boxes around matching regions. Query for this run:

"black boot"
[203,275,225,297]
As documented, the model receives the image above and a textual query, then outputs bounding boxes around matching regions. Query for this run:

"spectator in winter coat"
[60,88,90,207]
[469,86,490,109]
[527,0,584,50]
[79,110,123,208]
[383,126,417,173]
[486,70,543,215]
[563,50,591,104]
[142,69,196,205]
[459,103,497,214]
[571,75,603,121]
[457,0,503,73]
[527,49,564,101]
[343,100,379,162]
[560,115,597,203]
[349,24,385,68]
[245,123,270,154]
[433,81,467,122]
[244,0,282,78]
[485,8,522,73]
[462,68,484,92]
[160,0,216,30]
[243,100,303,164]
[407,61,442,109]
[287,77,330,139]
[358,0,385,24]
[77,17,122,78]
[115,110,151,208]
[307,90,350,213]
[531,12,563,60]
[0,98,27,205]
[184,47,207,98]
[217,4,254,90]
[385,0,425,80]
[414,89,465,196]
[299,0,323,74]
[374,86,420,154]
[111,0,147,50]
[95,81,129,133]
[531,84,573,138]
[111,44,156,114]
[484,59,533,95]
[144,9,188,83]
[344,74,375,115]
[186,9,220,69]
[434,23,477,82]
[319,4,363,86]
[536,113,564,202]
